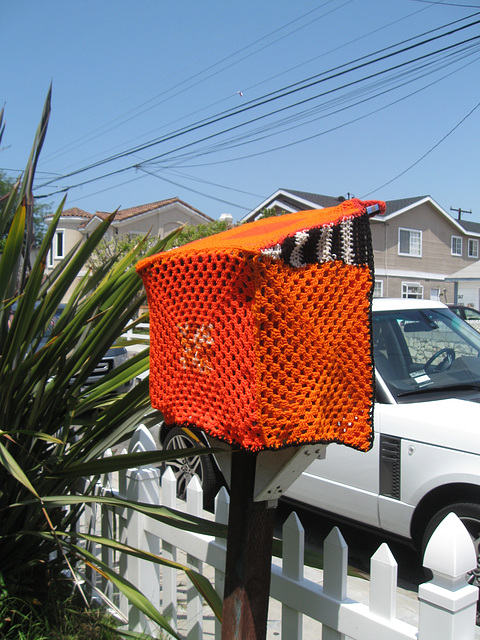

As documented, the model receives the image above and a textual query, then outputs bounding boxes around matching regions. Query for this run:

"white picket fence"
[124,321,150,343]
[83,425,479,639]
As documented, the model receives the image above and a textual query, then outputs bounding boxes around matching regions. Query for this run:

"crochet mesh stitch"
[137,198,385,452]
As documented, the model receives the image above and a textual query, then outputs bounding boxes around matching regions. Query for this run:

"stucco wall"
[374,203,476,275]
[114,204,206,237]
[370,202,479,302]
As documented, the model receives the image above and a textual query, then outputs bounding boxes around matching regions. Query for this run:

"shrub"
[0,90,223,639]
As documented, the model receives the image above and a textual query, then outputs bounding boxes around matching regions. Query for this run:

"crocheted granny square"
[137,198,385,452]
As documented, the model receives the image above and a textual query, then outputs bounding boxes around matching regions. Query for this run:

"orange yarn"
[137,198,385,452]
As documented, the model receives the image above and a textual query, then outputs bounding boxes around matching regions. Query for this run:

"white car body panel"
[378,400,480,455]
[284,299,480,543]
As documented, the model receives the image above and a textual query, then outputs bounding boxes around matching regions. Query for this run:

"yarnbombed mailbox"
[136,197,385,454]
[138,197,385,640]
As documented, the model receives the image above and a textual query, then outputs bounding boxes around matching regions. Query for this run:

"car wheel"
[162,426,220,511]
[422,502,480,624]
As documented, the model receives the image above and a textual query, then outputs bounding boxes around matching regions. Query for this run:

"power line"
[35,15,480,193]
[36,29,480,199]
[42,0,437,173]
[165,49,480,169]
[40,0,348,166]
[44,59,480,213]
[41,44,480,207]
[412,1,480,6]
[361,99,480,197]
[159,46,480,168]
[137,167,251,211]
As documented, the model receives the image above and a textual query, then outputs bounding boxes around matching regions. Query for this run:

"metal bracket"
[207,437,327,503]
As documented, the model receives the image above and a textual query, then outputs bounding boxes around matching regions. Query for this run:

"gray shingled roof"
[283,189,347,209]
[383,196,428,215]
[456,219,480,234]
[283,190,429,216]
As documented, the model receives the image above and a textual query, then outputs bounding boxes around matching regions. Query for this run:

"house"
[45,197,213,300]
[243,189,480,306]
[45,197,213,270]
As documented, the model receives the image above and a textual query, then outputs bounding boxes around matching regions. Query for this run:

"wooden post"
[221,450,277,640]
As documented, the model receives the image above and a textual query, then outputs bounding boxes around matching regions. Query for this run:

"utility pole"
[450,206,472,221]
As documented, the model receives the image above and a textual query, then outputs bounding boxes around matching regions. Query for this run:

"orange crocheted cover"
[137,198,385,452]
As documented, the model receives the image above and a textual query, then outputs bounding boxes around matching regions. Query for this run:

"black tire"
[162,426,220,511]
[422,502,480,624]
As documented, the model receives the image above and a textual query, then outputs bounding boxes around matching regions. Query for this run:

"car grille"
[91,359,113,376]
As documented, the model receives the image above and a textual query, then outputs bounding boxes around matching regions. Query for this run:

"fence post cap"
[423,513,477,586]
[128,423,156,453]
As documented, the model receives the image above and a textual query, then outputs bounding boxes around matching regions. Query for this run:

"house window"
[451,236,462,256]
[54,230,65,259]
[468,238,479,259]
[402,282,424,299]
[373,280,383,298]
[398,228,422,257]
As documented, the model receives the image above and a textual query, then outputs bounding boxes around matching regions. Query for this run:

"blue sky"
[1,0,480,222]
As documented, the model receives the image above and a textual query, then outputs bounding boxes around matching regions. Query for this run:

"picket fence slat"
[214,488,228,640]
[186,477,204,640]
[370,543,397,622]
[282,512,304,639]
[162,467,179,632]
[83,425,479,640]
[322,527,348,640]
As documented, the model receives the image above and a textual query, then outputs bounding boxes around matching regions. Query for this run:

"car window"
[373,307,480,400]
[464,307,480,320]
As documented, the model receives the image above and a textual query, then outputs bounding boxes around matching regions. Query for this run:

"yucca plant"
[0,91,224,639]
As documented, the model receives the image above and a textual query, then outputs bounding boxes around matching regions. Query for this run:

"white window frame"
[373,280,383,298]
[402,282,424,299]
[468,238,479,259]
[54,229,65,259]
[398,228,422,257]
[430,287,440,301]
[451,236,462,256]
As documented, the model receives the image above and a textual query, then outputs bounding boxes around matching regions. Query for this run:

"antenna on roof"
[450,206,472,221]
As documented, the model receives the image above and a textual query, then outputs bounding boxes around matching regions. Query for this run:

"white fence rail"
[83,425,479,639]
[124,322,150,343]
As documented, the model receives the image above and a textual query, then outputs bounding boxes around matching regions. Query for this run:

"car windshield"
[373,307,480,401]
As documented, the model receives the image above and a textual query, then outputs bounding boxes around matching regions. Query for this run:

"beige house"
[46,197,213,267]
[45,198,213,299]
[243,189,480,307]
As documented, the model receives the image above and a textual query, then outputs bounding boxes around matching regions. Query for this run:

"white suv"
[285,298,480,570]
[161,299,480,587]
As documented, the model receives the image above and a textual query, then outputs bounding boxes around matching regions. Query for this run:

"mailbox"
[136,198,385,455]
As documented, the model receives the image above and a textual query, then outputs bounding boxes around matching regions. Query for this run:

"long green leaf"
[63,540,182,640]
[0,440,40,499]
[17,494,228,538]
[0,429,63,444]
[0,177,20,240]
[67,531,223,621]
[0,204,25,303]
[53,445,223,477]
[81,353,150,403]
[0,91,200,628]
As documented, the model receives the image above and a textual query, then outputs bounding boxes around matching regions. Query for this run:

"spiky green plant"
[0,91,224,639]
